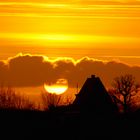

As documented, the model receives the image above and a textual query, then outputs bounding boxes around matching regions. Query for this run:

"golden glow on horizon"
[44,79,68,95]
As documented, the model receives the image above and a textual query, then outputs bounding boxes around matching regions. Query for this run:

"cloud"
[2,54,55,86]
[0,54,140,88]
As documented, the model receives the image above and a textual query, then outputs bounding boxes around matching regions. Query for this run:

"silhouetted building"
[73,75,117,114]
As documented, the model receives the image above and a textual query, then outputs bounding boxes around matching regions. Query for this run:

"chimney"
[91,75,96,79]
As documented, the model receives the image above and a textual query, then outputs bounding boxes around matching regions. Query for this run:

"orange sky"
[0,0,140,66]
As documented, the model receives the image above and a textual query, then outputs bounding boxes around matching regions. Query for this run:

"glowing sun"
[44,79,68,95]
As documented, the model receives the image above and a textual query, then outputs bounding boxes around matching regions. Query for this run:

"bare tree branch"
[41,92,62,111]
[0,87,35,110]
[109,74,140,113]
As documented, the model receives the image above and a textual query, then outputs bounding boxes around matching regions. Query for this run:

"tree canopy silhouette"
[109,74,140,113]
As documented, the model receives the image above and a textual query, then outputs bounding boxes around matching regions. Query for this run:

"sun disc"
[44,79,68,95]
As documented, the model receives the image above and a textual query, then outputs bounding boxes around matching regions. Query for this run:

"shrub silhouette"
[63,94,75,105]
[0,87,35,110]
[41,92,62,111]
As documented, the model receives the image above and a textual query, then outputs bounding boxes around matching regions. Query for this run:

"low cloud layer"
[0,54,140,88]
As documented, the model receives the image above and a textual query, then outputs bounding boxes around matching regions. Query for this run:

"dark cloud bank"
[0,54,140,88]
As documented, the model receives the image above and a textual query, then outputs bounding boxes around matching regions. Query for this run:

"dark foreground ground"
[0,109,140,140]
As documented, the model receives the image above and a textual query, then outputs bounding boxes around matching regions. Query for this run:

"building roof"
[73,75,117,114]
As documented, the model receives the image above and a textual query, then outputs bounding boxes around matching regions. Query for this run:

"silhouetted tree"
[41,92,62,111]
[109,74,140,113]
[0,87,35,110]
